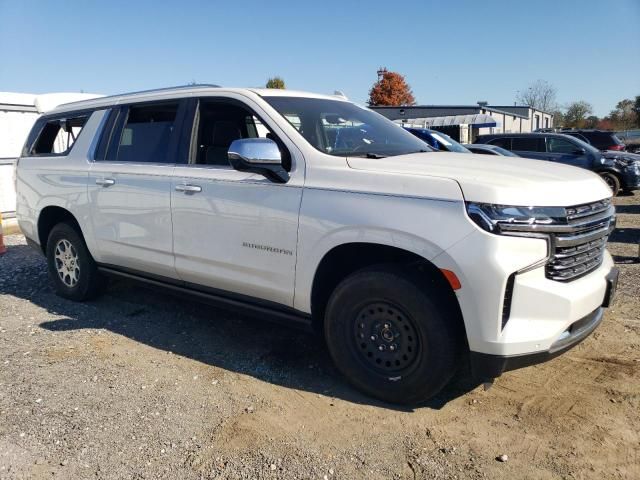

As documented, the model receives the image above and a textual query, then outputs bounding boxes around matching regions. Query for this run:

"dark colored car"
[463,144,520,157]
[560,129,626,152]
[474,132,640,195]
[404,127,471,153]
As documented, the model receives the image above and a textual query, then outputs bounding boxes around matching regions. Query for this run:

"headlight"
[466,202,566,234]
[614,157,636,167]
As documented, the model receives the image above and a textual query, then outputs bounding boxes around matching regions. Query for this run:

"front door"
[545,137,591,169]
[88,100,187,278]
[171,96,304,307]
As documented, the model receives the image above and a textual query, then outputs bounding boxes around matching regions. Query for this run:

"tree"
[368,67,416,106]
[266,76,285,89]
[634,95,640,128]
[584,115,599,129]
[563,101,593,128]
[516,80,557,112]
[552,108,565,128]
[597,118,615,130]
[608,98,636,131]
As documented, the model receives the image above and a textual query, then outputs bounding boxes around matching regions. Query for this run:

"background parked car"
[404,127,471,153]
[617,129,640,154]
[474,132,640,195]
[560,129,627,152]
[463,144,520,157]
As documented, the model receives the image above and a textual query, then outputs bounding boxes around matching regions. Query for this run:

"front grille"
[545,199,615,282]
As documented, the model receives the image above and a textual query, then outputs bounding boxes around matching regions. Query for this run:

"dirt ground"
[1,193,638,480]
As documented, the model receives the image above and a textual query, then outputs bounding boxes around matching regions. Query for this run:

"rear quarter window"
[587,132,615,149]
[29,114,90,156]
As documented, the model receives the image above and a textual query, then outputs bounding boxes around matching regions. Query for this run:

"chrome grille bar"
[544,199,615,282]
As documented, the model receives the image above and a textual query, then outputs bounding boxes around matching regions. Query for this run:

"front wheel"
[600,172,621,196]
[46,222,105,301]
[324,266,462,405]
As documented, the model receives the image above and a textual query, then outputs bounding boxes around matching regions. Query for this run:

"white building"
[0,92,102,215]
[371,104,554,143]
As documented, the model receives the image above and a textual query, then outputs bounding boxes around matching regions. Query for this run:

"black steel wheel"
[324,265,462,405]
[353,302,420,377]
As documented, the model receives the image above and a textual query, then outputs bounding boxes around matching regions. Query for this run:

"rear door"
[545,136,591,168]
[88,99,188,278]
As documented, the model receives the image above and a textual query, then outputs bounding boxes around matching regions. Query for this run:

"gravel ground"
[0,193,639,480]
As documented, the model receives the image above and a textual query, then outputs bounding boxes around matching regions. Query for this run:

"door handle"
[175,184,202,193]
[95,178,115,187]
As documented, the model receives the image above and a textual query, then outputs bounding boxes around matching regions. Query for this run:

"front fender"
[293,189,475,313]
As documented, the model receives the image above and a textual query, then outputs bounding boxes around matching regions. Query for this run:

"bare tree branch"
[516,80,557,112]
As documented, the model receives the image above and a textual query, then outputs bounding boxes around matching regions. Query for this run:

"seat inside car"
[204,120,242,166]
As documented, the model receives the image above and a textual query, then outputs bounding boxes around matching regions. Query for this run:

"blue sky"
[1,0,638,116]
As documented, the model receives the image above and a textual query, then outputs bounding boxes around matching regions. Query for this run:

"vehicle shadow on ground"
[1,243,480,411]
[615,203,640,215]
[609,227,640,246]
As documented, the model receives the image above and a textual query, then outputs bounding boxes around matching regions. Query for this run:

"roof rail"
[113,84,222,97]
[58,84,222,108]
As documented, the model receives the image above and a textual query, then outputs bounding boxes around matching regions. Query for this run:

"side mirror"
[573,148,586,155]
[228,138,289,183]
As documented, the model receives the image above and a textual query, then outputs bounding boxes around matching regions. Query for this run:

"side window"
[30,114,89,155]
[190,100,291,170]
[488,137,511,149]
[115,102,179,163]
[512,137,543,152]
[245,115,272,138]
[547,137,580,154]
[284,114,302,131]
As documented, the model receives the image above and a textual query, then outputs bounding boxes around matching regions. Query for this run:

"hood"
[347,152,613,206]
[602,150,640,163]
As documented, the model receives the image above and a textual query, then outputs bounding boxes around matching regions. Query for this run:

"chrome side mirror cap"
[228,138,289,183]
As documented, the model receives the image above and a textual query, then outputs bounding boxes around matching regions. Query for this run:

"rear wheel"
[324,266,462,405]
[600,172,621,196]
[46,223,105,301]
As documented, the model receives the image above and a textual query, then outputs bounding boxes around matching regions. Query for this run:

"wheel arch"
[595,166,623,176]
[595,169,623,194]
[37,206,83,254]
[309,242,466,343]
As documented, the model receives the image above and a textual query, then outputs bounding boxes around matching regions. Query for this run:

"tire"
[46,222,105,301]
[600,172,621,196]
[324,266,462,405]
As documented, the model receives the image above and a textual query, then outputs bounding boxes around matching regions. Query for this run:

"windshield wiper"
[363,152,387,159]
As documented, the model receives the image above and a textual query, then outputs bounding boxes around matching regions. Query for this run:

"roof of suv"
[561,129,616,134]
[48,85,348,115]
[477,132,568,139]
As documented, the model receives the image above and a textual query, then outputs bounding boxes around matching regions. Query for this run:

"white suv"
[15,85,618,404]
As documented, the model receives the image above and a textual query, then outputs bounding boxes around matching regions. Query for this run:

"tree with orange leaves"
[368,68,416,106]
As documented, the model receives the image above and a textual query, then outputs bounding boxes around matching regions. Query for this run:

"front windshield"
[491,146,519,157]
[263,96,433,157]
[428,131,471,153]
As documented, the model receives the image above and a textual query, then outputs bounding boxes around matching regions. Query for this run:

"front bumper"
[469,267,618,381]
[621,166,640,190]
